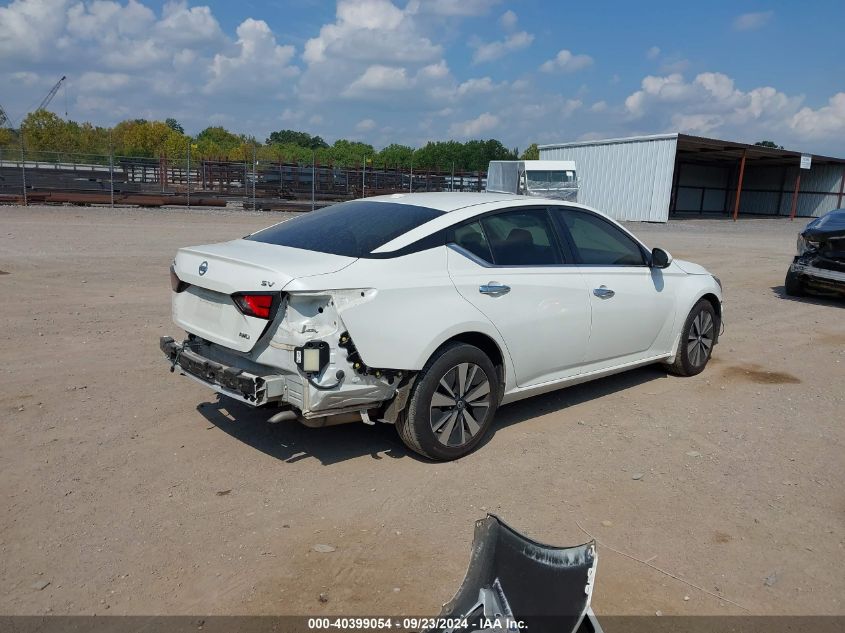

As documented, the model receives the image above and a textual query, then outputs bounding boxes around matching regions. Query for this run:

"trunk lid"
[172,239,355,352]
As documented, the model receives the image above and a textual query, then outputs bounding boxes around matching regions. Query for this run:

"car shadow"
[197,364,669,465]
[197,396,416,466]
[480,364,669,449]
[770,285,844,306]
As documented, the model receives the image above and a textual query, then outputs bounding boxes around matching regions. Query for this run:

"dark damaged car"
[785,208,845,297]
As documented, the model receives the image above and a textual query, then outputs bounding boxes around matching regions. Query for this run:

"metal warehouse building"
[539,133,845,222]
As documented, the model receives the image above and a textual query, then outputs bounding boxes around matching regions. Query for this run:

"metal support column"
[732,148,747,221]
[789,171,802,220]
[837,169,845,208]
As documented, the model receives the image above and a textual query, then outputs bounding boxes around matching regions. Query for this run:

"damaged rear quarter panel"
[284,248,511,374]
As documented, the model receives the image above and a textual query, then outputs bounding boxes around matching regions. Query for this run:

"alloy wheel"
[687,309,714,368]
[429,362,492,447]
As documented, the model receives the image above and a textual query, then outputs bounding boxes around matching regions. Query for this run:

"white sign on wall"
[800,154,812,170]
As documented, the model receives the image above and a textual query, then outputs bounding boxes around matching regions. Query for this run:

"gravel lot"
[1,204,843,617]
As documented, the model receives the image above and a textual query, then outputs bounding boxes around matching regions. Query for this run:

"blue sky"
[1,0,844,154]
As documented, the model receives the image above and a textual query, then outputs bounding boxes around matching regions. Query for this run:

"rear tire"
[397,342,499,461]
[664,299,718,377]
[784,269,805,297]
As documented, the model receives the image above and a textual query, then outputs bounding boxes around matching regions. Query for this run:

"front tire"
[784,269,805,297]
[397,342,499,461]
[664,299,718,377]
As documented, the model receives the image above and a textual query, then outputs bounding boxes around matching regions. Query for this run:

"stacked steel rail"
[0,149,487,210]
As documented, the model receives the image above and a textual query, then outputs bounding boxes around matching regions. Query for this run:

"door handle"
[593,285,615,299]
[479,282,511,296]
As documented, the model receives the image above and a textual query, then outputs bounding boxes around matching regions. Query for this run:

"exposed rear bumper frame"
[160,336,285,406]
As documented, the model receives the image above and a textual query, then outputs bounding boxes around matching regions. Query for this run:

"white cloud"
[646,46,661,60]
[356,118,377,131]
[343,65,410,96]
[206,18,298,94]
[472,30,533,64]
[499,9,517,30]
[732,11,773,31]
[0,0,69,61]
[303,0,439,65]
[155,1,224,47]
[791,93,845,139]
[539,49,594,73]
[407,0,502,16]
[456,77,497,96]
[590,100,607,113]
[448,112,500,137]
[620,70,828,148]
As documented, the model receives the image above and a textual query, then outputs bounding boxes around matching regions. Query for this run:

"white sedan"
[161,193,722,460]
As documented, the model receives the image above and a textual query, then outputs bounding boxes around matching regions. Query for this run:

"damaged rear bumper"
[160,336,286,406]
[428,515,600,633]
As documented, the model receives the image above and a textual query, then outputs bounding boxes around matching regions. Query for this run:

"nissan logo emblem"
[198,261,208,276]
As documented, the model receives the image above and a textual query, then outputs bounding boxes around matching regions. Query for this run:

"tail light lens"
[170,265,190,293]
[232,293,278,319]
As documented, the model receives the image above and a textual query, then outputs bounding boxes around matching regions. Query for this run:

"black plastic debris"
[427,514,601,633]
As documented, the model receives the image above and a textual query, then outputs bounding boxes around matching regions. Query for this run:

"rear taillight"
[170,265,190,293]
[232,293,278,319]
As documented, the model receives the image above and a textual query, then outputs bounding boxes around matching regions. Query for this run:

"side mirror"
[650,247,672,269]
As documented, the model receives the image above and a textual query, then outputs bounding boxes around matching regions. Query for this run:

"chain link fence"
[0,147,488,211]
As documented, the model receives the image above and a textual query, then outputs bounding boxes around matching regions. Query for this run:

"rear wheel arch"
[436,332,506,402]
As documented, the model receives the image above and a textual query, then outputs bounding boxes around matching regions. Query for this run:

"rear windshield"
[246,200,443,258]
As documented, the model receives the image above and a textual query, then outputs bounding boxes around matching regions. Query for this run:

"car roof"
[365,191,596,213]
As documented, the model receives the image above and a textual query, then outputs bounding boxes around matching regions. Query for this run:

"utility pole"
[311,151,316,212]
[361,157,366,198]
[410,150,414,193]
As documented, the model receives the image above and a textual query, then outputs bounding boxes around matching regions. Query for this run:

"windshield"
[246,200,443,258]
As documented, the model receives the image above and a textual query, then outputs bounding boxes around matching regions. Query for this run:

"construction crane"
[0,103,8,128]
[38,75,66,111]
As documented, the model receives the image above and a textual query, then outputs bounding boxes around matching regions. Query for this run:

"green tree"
[266,129,328,150]
[0,127,17,150]
[20,110,78,153]
[111,119,172,157]
[194,126,244,158]
[327,139,375,166]
[162,130,191,159]
[754,140,783,149]
[376,143,414,168]
[520,143,539,160]
[165,118,185,134]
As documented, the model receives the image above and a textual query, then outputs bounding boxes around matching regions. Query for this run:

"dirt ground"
[1,204,843,618]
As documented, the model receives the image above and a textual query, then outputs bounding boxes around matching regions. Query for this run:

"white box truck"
[486,160,578,201]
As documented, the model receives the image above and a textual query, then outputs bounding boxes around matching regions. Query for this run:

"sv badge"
[261,280,275,287]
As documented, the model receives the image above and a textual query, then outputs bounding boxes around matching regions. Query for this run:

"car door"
[550,207,676,370]
[447,207,591,387]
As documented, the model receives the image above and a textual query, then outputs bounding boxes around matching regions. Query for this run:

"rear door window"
[481,209,562,266]
[452,222,494,263]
